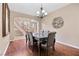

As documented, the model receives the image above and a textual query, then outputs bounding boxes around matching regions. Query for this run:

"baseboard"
[2,41,10,56]
[57,41,79,49]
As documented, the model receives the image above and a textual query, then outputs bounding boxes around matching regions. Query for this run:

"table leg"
[37,39,41,56]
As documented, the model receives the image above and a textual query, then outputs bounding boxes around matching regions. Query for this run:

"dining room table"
[33,31,48,55]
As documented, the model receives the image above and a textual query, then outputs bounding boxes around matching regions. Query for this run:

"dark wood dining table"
[33,32,48,55]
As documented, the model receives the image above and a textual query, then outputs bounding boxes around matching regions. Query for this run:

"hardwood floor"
[5,39,79,56]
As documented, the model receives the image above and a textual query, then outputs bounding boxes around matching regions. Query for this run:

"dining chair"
[40,32,56,55]
[25,33,29,45]
[48,32,56,51]
[28,32,37,49]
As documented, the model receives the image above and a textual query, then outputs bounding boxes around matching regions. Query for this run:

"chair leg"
[53,38,55,51]
[26,40,27,45]
[53,43,55,51]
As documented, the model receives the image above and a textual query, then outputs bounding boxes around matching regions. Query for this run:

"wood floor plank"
[5,39,79,56]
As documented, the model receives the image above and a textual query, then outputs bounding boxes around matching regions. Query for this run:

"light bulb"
[36,11,40,14]
[45,12,47,15]
[42,10,45,13]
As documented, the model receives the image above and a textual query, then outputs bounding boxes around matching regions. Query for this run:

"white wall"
[41,4,79,48]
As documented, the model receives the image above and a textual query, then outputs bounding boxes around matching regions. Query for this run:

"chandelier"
[36,4,47,18]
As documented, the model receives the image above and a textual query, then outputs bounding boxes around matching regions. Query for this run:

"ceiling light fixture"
[36,4,47,18]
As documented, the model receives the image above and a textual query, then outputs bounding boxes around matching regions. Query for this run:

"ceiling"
[8,3,70,16]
